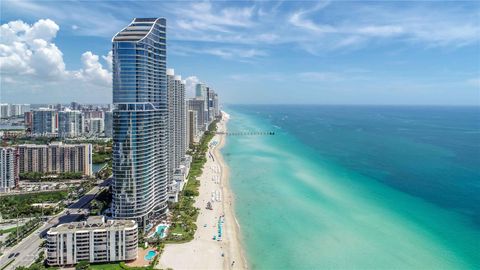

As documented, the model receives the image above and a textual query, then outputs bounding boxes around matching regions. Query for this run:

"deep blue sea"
[222,105,480,269]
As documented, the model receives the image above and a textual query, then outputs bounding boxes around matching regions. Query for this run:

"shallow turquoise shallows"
[222,105,480,270]
[145,250,156,261]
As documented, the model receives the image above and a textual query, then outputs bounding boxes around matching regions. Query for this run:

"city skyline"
[1,1,479,105]
[0,2,478,269]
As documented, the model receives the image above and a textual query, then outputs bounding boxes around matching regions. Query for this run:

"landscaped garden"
[0,191,68,219]
[165,119,219,243]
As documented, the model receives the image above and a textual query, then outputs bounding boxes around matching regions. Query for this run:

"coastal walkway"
[216,131,275,136]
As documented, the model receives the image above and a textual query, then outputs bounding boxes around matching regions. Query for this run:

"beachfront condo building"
[187,110,198,146]
[167,69,187,178]
[194,83,220,127]
[206,88,220,120]
[58,109,84,138]
[0,147,19,192]
[111,18,168,229]
[32,108,56,135]
[207,87,214,122]
[46,216,138,266]
[167,68,188,202]
[195,83,206,98]
[195,83,210,125]
[17,142,92,176]
[188,98,207,133]
[213,92,219,118]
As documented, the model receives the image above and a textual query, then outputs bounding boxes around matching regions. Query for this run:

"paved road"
[0,189,70,197]
[0,178,111,270]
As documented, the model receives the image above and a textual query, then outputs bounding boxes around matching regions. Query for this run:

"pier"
[216,131,275,136]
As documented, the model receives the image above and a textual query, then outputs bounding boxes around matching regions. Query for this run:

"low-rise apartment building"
[46,216,138,266]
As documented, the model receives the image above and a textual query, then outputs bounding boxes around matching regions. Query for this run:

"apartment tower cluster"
[0,143,92,191]
[110,17,221,229]
[0,103,30,118]
[25,106,113,138]
[42,17,221,266]
[187,83,220,145]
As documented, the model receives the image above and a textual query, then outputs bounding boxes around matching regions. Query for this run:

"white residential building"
[0,104,10,118]
[58,109,84,138]
[89,118,105,135]
[11,104,30,117]
[167,68,187,202]
[0,147,18,192]
[46,216,138,266]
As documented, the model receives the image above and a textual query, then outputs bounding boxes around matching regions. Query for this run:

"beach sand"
[158,112,247,270]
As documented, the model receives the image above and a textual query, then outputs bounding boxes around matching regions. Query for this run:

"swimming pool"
[144,250,156,261]
[156,225,168,238]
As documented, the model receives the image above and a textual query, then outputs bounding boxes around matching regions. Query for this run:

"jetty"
[216,131,275,136]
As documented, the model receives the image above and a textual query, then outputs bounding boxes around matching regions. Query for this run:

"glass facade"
[58,110,84,138]
[32,109,56,135]
[111,18,168,229]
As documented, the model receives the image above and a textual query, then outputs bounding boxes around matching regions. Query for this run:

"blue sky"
[1,0,479,105]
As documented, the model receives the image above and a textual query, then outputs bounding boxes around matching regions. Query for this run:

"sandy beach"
[159,112,247,270]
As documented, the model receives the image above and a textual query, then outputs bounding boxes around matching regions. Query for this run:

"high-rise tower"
[167,69,187,201]
[111,18,168,229]
[58,109,84,138]
[32,108,56,135]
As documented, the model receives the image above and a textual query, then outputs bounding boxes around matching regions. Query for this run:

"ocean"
[222,105,480,270]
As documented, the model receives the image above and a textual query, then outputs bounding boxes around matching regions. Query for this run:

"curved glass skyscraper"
[111,18,168,229]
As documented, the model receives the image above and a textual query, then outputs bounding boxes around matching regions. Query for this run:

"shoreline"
[159,111,248,270]
[216,112,248,270]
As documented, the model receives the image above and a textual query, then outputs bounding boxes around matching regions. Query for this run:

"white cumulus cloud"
[0,19,112,89]
[0,19,64,77]
[184,76,200,98]
[74,51,111,87]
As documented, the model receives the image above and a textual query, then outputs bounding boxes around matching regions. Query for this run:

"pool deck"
[146,224,169,239]
[126,248,156,268]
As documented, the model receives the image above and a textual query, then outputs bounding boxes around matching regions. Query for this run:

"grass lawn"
[90,263,122,270]
[92,152,111,164]
[0,190,68,219]
[90,263,153,270]
[0,226,17,234]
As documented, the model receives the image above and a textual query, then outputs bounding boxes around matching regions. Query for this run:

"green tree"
[75,261,91,270]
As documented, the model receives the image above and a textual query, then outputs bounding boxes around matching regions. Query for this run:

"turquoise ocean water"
[222,105,480,270]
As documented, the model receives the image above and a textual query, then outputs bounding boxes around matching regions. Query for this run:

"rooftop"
[113,17,165,42]
[48,216,137,234]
